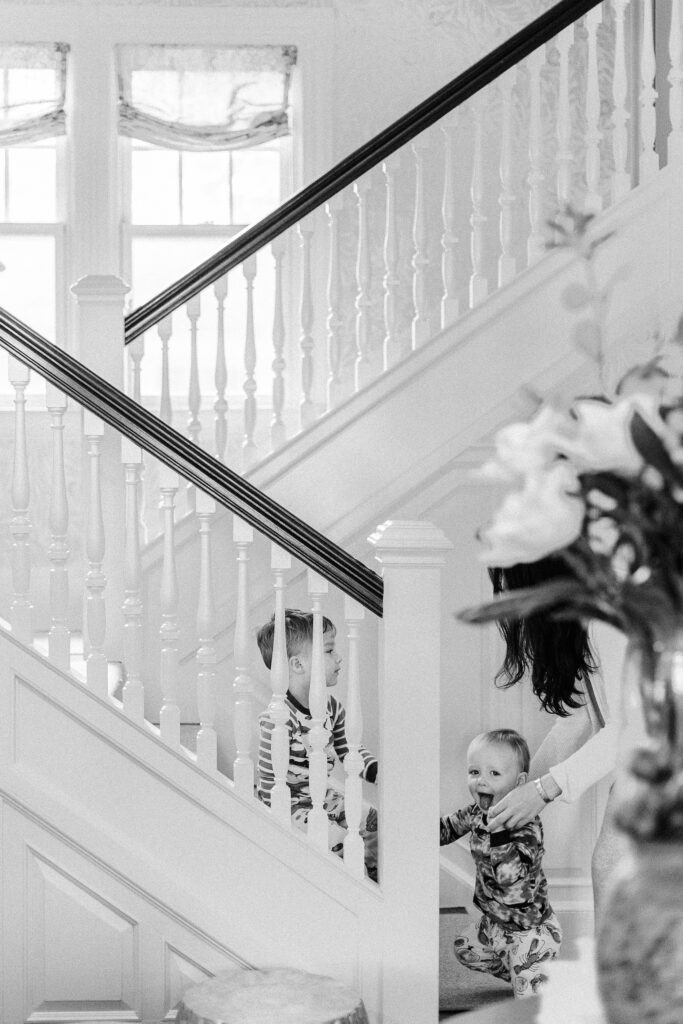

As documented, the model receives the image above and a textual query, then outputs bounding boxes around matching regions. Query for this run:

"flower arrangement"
[459,208,683,839]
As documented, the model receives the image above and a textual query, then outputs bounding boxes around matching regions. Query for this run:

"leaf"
[562,282,593,310]
[457,578,590,625]
[586,229,616,255]
[572,320,602,360]
[630,411,683,486]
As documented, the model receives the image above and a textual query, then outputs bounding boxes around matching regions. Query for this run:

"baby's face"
[466,738,524,812]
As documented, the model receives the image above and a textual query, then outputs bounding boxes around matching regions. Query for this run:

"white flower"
[479,462,585,567]
[481,406,571,482]
[558,398,645,474]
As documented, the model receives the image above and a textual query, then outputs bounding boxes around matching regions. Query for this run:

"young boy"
[256,608,378,877]
[440,729,562,999]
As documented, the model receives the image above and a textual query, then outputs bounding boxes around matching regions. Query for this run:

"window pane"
[231,147,280,224]
[131,147,180,224]
[182,151,230,224]
[8,67,57,108]
[7,146,56,222]
[0,233,55,395]
[131,234,229,309]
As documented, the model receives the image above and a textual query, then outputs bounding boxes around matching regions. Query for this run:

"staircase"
[1,1,683,1022]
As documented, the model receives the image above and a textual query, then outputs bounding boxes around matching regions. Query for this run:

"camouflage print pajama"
[453,910,562,999]
[440,802,562,999]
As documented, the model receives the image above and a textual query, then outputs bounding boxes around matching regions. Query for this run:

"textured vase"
[176,967,370,1024]
[597,839,683,1024]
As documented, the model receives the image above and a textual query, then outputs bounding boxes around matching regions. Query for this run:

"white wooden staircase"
[1,2,683,1022]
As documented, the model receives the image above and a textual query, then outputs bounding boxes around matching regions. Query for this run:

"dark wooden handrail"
[0,307,383,616]
[124,0,604,343]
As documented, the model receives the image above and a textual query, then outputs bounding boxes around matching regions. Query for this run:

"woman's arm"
[489,625,629,829]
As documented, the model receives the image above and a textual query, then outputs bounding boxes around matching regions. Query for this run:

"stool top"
[176,967,369,1024]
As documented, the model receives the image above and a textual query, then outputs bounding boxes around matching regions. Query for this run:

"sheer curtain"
[117,44,297,151]
[0,43,69,146]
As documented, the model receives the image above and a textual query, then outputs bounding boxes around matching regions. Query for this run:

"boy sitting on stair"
[256,607,378,880]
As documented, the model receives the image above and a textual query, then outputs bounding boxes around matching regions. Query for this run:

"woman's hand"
[487,780,546,831]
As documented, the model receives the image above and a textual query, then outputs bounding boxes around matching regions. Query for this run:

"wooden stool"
[176,967,370,1024]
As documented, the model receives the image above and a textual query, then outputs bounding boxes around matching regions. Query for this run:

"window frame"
[0,3,333,390]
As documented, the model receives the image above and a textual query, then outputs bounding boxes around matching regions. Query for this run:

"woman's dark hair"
[489,556,596,717]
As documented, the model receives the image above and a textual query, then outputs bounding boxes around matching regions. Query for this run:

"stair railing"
[120,0,683,487]
[1,303,450,1022]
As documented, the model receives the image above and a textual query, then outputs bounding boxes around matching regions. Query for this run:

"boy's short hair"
[256,607,336,669]
[479,728,530,774]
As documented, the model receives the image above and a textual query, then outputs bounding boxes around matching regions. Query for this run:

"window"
[118,44,296,404]
[0,44,67,399]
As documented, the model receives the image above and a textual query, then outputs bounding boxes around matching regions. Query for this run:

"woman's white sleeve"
[529,700,594,782]
[547,714,620,802]
[546,624,629,803]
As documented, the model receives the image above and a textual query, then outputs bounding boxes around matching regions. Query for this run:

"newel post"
[72,274,129,659]
[368,519,452,1024]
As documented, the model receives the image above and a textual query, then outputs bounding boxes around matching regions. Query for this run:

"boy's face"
[291,628,342,689]
[466,738,526,812]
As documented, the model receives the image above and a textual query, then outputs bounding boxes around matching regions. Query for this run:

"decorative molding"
[4,791,251,968]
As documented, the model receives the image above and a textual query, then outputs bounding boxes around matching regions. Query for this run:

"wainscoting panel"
[1,801,246,1024]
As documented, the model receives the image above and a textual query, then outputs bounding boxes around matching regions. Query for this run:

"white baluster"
[342,596,365,880]
[158,315,173,426]
[268,543,293,825]
[125,335,148,545]
[527,46,546,264]
[355,173,374,384]
[187,294,202,445]
[46,384,70,669]
[271,235,288,448]
[611,0,632,201]
[498,70,517,288]
[159,467,180,747]
[186,293,201,514]
[411,137,432,343]
[440,117,460,325]
[639,0,659,180]
[585,8,604,212]
[8,356,32,643]
[469,97,488,305]
[121,439,145,722]
[195,492,218,772]
[298,215,315,429]
[213,274,229,461]
[383,157,402,365]
[233,515,255,795]
[84,412,107,697]
[326,193,344,407]
[306,569,330,852]
[127,334,145,404]
[668,0,683,163]
[555,27,574,208]
[242,254,258,469]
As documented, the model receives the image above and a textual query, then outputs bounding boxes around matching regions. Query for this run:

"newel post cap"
[368,519,453,567]
[71,274,130,303]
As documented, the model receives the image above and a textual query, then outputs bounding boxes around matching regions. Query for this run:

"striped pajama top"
[257,690,378,828]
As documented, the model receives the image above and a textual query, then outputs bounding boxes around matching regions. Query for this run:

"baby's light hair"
[475,728,530,774]
[256,607,336,670]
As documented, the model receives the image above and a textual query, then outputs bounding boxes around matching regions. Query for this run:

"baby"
[440,728,562,999]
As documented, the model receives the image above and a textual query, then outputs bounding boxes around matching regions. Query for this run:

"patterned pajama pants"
[453,911,562,999]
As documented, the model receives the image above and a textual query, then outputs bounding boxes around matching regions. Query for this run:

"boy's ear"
[289,653,303,674]
[517,771,528,786]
